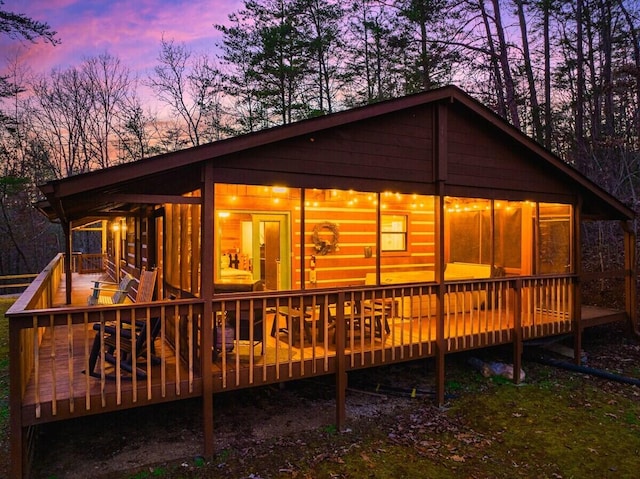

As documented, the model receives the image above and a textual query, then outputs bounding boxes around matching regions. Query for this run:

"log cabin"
[7,85,637,477]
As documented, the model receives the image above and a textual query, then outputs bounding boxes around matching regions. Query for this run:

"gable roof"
[38,85,634,225]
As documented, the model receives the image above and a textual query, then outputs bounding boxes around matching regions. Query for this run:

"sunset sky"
[0,0,242,78]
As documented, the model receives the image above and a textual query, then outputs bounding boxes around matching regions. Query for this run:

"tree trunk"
[598,0,614,137]
[619,0,640,150]
[417,0,431,90]
[515,0,542,142]
[490,0,521,128]
[478,0,506,119]
[542,0,552,149]
[575,0,587,172]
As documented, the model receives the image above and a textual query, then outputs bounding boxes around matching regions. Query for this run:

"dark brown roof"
[38,85,634,225]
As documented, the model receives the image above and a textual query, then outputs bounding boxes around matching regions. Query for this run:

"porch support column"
[434,191,446,406]
[201,163,215,457]
[9,319,25,478]
[573,203,583,364]
[512,279,523,383]
[63,220,73,305]
[434,100,448,406]
[622,220,638,336]
[335,291,347,430]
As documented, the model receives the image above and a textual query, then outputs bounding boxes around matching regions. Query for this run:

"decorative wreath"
[312,222,339,255]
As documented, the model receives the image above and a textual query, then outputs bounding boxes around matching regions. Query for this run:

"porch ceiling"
[38,164,203,224]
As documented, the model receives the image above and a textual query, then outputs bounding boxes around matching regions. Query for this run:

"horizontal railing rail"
[10,299,203,424]
[8,254,64,314]
[520,276,573,338]
[9,269,587,428]
[0,273,38,294]
[71,253,106,274]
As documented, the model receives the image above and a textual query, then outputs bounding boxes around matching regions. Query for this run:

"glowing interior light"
[218,211,230,218]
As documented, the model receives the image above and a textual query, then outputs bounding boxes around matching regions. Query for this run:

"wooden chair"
[270,306,312,345]
[87,316,161,379]
[359,299,392,338]
[335,300,391,344]
[135,268,158,302]
[87,273,135,305]
[86,268,160,378]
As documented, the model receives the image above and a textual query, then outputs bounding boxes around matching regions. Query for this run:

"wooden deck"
[17,272,625,425]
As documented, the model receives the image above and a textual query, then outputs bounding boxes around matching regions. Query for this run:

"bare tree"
[82,53,134,168]
[114,94,159,162]
[148,37,227,147]
[31,68,92,177]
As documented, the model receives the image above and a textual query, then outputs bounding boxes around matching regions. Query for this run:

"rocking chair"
[86,316,161,379]
[87,273,135,305]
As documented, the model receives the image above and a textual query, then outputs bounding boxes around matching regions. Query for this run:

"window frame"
[380,212,409,255]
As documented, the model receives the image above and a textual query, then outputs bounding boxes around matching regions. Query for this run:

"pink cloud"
[0,0,242,78]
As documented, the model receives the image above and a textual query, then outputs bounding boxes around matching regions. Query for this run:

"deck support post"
[63,220,73,305]
[201,164,215,457]
[335,292,347,430]
[9,319,24,478]
[622,221,638,336]
[434,174,446,406]
[573,203,583,364]
[512,279,523,384]
[434,280,446,405]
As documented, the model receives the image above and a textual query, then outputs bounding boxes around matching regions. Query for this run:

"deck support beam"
[622,221,638,336]
[9,317,24,478]
[434,102,448,406]
[434,192,446,405]
[512,279,523,384]
[201,164,215,457]
[573,203,583,364]
[63,220,73,305]
[335,292,347,430]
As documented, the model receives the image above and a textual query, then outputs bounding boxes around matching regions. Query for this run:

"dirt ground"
[27,321,640,479]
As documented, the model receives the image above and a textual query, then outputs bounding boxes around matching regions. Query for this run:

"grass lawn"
[2,296,639,478]
[113,338,640,479]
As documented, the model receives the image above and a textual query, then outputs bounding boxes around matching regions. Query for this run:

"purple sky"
[1,0,241,78]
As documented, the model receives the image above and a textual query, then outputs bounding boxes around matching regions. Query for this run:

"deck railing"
[444,279,513,350]
[71,253,106,274]
[521,276,573,337]
[0,273,38,295]
[9,268,579,428]
[10,299,203,423]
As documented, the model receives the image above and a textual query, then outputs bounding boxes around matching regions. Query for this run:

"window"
[381,214,407,252]
[538,203,572,274]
